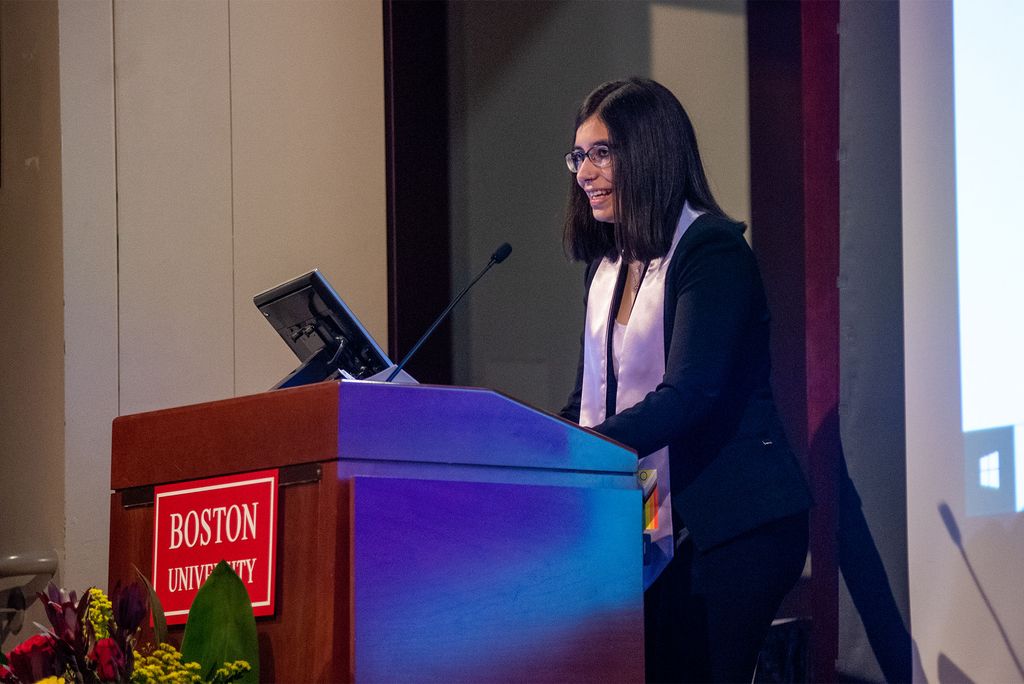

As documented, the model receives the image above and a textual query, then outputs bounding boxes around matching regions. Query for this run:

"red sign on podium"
[152,469,279,625]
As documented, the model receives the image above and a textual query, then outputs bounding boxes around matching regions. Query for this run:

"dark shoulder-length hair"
[563,77,728,263]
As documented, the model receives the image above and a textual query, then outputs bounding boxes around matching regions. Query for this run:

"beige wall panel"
[230,0,387,396]
[0,0,65,651]
[115,0,234,414]
[59,0,118,591]
[651,1,750,228]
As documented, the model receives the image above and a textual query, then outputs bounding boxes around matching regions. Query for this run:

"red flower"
[89,637,126,682]
[6,633,58,682]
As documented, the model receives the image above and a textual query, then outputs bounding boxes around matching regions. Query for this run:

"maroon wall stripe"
[749,1,840,679]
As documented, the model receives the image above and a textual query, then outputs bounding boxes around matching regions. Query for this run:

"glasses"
[565,144,613,173]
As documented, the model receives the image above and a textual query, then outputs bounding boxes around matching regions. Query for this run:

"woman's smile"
[587,187,613,207]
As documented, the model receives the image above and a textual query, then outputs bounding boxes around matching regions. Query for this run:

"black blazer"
[560,214,812,551]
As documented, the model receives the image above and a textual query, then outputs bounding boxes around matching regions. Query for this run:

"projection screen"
[902,0,1024,680]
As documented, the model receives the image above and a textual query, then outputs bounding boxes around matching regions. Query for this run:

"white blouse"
[611,319,627,379]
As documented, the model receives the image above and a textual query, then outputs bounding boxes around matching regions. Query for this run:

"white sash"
[579,203,701,588]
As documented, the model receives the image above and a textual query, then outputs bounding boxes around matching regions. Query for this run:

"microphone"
[386,242,512,382]
[491,242,512,264]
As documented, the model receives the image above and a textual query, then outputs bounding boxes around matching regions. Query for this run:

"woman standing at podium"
[558,78,812,683]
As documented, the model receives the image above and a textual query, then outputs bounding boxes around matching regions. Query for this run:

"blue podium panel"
[351,476,644,683]
[337,381,636,475]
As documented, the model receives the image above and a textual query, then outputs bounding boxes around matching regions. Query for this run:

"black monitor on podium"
[253,270,394,388]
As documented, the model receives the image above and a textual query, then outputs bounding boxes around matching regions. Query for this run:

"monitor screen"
[253,270,392,388]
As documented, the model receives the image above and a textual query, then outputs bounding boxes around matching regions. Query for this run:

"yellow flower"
[86,587,114,640]
[130,643,248,684]
[210,659,251,683]
[130,643,201,684]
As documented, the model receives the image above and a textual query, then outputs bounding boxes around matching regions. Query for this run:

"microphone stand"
[386,243,511,382]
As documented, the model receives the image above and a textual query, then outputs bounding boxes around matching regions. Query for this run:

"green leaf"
[133,563,168,646]
[0,649,8,666]
[180,561,259,684]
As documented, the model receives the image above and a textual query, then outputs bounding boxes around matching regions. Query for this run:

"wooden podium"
[109,381,644,682]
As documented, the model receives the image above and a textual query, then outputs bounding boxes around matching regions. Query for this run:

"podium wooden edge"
[111,382,339,490]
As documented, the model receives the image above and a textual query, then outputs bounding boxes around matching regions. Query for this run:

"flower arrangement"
[0,562,256,684]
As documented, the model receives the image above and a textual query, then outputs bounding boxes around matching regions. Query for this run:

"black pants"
[644,511,809,683]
